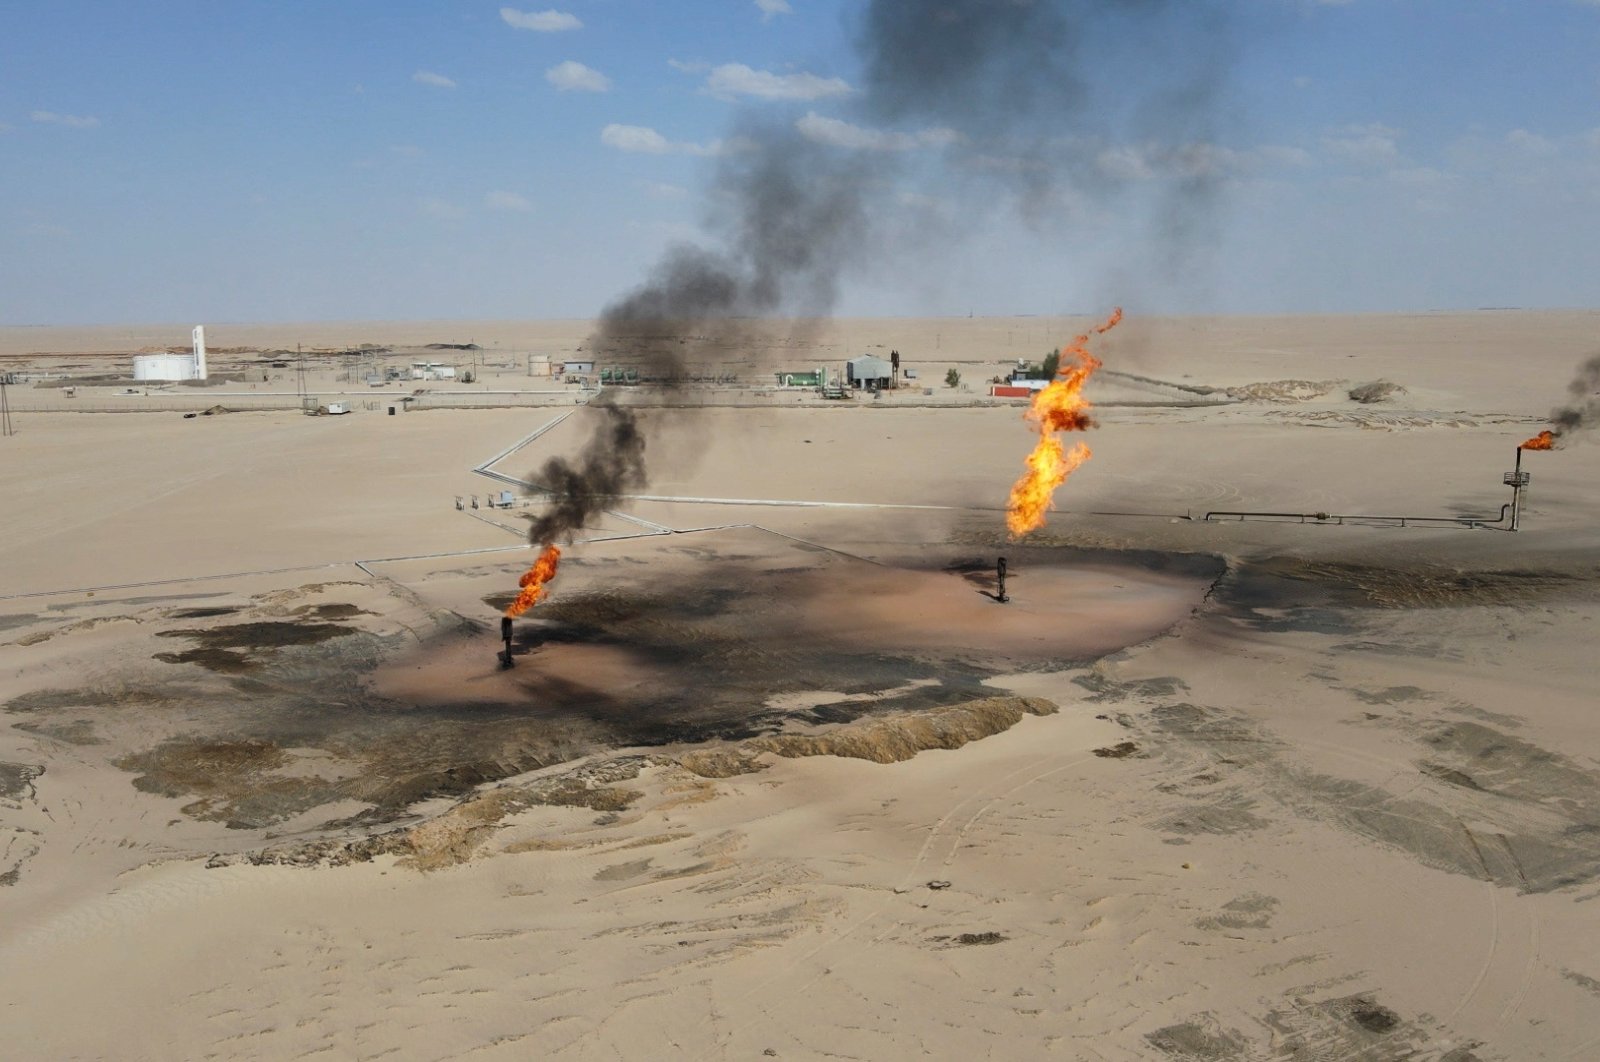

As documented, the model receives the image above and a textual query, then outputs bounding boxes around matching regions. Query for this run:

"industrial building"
[132,326,208,382]
[846,354,893,391]
[410,362,457,381]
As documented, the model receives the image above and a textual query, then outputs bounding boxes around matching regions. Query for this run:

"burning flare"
[1006,307,1122,537]
[1521,429,1557,451]
[506,544,562,618]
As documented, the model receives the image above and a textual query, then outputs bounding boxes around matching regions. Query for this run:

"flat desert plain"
[2,311,1599,1060]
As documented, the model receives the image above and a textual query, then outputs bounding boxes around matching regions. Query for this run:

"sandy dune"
[3,312,1599,1059]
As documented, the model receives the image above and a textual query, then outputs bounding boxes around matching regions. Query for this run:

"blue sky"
[2,1,1597,324]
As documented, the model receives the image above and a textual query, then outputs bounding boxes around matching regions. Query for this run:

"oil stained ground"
[11,549,1214,832]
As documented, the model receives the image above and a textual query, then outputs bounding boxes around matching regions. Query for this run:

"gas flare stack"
[499,615,515,670]
[1509,431,1558,531]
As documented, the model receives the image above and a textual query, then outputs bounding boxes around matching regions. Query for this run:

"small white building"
[410,361,457,381]
[133,326,208,382]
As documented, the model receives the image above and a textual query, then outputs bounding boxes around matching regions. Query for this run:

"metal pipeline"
[1201,508,1513,530]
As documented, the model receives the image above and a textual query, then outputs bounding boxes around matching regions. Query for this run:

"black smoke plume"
[1548,352,1600,438]
[524,129,877,544]
[524,0,1234,546]
[524,401,647,546]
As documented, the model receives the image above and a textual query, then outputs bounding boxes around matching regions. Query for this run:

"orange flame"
[505,544,561,618]
[1006,308,1122,537]
[1520,430,1557,450]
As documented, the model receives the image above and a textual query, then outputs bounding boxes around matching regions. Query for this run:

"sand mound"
[747,696,1057,764]
[218,696,1057,871]
[1348,379,1407,403]
[1224,379,1339,402]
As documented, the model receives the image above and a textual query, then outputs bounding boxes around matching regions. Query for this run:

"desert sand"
[2,311,1599,1059]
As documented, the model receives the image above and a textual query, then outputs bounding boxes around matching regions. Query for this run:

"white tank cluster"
[133,326,208,382]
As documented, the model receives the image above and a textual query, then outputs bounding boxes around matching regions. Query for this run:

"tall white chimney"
[192,325,207,380]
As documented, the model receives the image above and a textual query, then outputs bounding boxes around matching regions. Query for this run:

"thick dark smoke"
[597,127,877,366]
[524,402,647,545]
[525,130,877,544]
[525,0,1234,545]
[858,0,1235,271]
[1549,352,1600,437]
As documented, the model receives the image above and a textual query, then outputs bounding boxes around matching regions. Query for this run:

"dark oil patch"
[157,621,356,650]
[1074,673,1190,703]
[58,550,1213,831]
[1223,556,1598,615]
[153,647,258,673]
[166,607,243,620]
[1420,762,1482,790]
[1094,741,1141,758]
[152,622,357,672]
[954,931,1007,946]
[4,685,181,714]
[1145,702,1600,893]
[1196,893,1278,932]
[115,738,349,830]
[0,762,45,801]
[294,603,371,620]
[1350,685,1430,706]
[1346,999,1401,1034]
[12,719,101,745]
[1147,1019,1248,1059]
[1162,991,1486,1060]
[0,613,42,635]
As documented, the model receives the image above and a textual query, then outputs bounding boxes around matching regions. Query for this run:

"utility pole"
[0,372,15,437]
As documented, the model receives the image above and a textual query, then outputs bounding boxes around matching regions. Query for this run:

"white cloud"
[897,190,951,213]
[0,122,12,134]
[413,70,457,89]
[1506,128,1557,155]
[391,144,424,157]
[486,190,533,212]
[755,0,793,21]
[704,63,850,102]
[545,60,611,93]
[642,181,688,200]
[1386,166,1457,188]
[1292,76,1313,90]
[1321,122,1402,166]
[600,123,723,156]
[31,110,99,128]
[1262,145,1315,168]
[601,124,670,154]
[796,112,955,151]
[1095,141,1314,182]
[668,58,710,74]
[419,198,467,220]
[500,8,582,32]
[1095,145,1155,181]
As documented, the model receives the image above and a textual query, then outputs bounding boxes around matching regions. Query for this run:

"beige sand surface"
[3,312,1599,1059]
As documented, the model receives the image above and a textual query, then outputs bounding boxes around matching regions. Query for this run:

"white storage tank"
[131,326,207,381]
[133,353,199,381]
